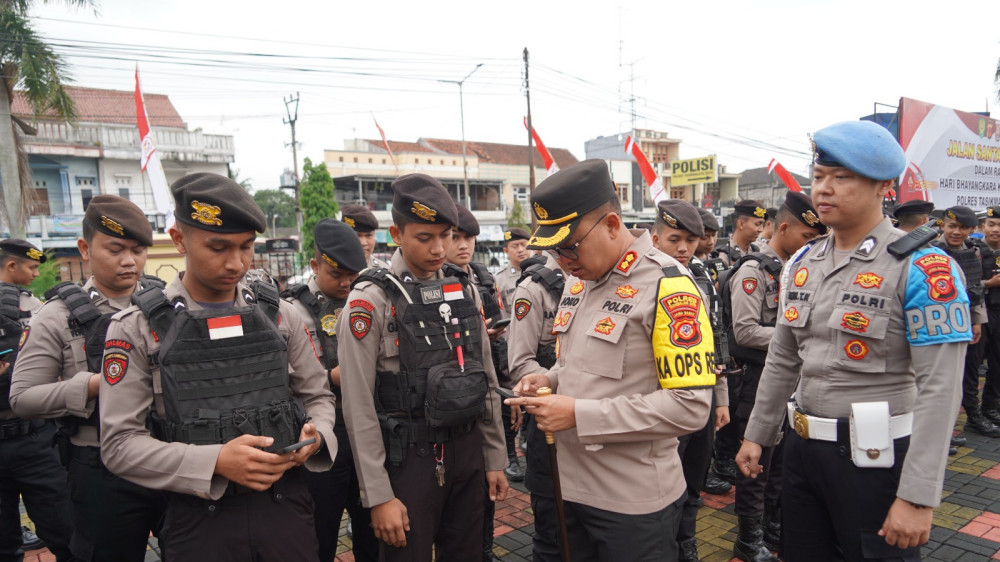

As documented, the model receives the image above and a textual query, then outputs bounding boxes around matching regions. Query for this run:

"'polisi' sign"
[670,155,717,187]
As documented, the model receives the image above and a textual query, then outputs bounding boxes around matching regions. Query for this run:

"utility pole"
[438,64,482,208]
[283,92,302,239]
[524,47,536,231]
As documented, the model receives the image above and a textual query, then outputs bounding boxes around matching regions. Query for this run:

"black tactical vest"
[719,253,783,365]
[356,265,488,463]
[690,259,731,368]
[516,258,564,368]
[468,262,502,323]
[134,282,302,453]
[281,284,343,371]
[934,240,985,306]
[0,283,29,411]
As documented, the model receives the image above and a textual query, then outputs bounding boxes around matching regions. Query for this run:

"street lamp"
[439,63,483,209]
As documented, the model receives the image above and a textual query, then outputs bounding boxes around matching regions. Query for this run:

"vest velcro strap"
[176,375,286,401]
[170,356,286,383]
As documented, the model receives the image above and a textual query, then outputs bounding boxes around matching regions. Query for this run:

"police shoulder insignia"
[552,311,572,328]
[514,298,531,320]
[17,325,29,349]
[742,278,758,295]
[102,342,130,386]
[856,236,877,257]
[570,281,584,295]
[190,200,223,226]
[349,299,375,312]
[793,268,808,287]
[616,285,639,299]
[844,339,869,360]
[853,272,883,289]
[411,201,437,222]
[594,317,615,335]
[652,276,716,390]
[350,311,372,339]
[616,251,637,273]
[320,313,337,336]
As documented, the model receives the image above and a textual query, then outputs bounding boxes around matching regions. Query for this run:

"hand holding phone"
[280,437,317,455]
[494,387,519,400]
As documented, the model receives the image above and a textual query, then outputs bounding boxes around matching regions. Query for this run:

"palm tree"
[0,1,93,237]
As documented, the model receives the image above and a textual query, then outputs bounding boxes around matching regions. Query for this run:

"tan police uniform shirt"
[10,279,132,446]
[99,276,337,500]
[285,277,339,346]
[544,231,713,515]
[1,290,41,422]
[729,243,782,351]
[370,256,390,270]
[507,255,570,382]
[337,250,508,508]
[495,265,521,313]
[745,218,969,507]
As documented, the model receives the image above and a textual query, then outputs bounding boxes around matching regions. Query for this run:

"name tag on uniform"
[207,315,244,340]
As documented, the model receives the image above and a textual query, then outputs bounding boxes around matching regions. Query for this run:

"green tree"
[506,198,529,231]
[253,189,295,234]
[1,1,93,237]
[299,157,338,258]
[28,250,59,298]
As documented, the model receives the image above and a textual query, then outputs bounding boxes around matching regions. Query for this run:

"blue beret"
[812,121,906,181]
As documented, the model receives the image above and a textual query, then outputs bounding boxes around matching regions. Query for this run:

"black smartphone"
[489,318,511,330]
[0,348,13,360]
[493,387,518,400]
[279,437,317,454]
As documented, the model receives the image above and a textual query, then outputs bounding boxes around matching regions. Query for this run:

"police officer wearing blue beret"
[738,121,972,561]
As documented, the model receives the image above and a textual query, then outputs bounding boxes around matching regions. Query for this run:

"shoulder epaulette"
[45,282,102,328]
[250,281,280,326]
[132,286,175,341]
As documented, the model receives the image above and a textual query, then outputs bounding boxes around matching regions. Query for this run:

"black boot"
[703,472,732,495]
[734,516,780,562]
[762,503,781,552]
[712,457,740,484]
[966,408,1000,437]
[983,405,1000,426]
[678,538,698,562]
[505,454,525,482]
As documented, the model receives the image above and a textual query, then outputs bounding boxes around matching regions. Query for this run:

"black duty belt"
[70,445,105,468]
[0,418,47,441]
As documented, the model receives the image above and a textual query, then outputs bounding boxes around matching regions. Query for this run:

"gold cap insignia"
[344,217,356,228]
[25,248,43,260]
[947,210,957,221]
[660,212,678,229]
[411,201,437,222]
[504,231,512,241]
[754,207,766,218]
[322,254,339,269]
[989,208,996,217]
[101,216,125,236]
[191,200,223,226]
[533,202,549,220]
[802,210,819,227]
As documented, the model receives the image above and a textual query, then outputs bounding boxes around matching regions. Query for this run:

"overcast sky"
[28,0,1000,191]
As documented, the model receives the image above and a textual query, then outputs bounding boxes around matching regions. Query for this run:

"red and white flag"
[134,65,173,226]
[767,159,803,192]
[523,117,560,176]
[443,283,464,302]
[373,114,398,173]
[625,136,665,204]
[207,315,244,340]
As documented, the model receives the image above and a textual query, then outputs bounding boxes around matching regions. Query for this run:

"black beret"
[171,173,266,233]
[340,204,379,232]
[84,195,153,246]
[527,159,615,249]
[0,238,45,263]
[783,191,824,231]
[313,218,367,273]
[733,200,767,219]
[697,208,720,232]
[455,204,480,236]
[987,206,1000,219]
[892,199,935,218]
[656,200,704,237]
[504,227,530,244]
[390,173,458,227]
[944,205,978,228]
[765,208,778,220]
[812,121,906,181]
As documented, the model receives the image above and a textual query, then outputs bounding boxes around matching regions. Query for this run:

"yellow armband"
[652,275,716,389]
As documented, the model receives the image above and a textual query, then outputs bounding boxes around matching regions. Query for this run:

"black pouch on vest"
[424,359,488,429]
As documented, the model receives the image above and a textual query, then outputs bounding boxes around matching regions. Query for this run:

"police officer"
[934,206,994,436]
[651,199,731,562]
[893,200,935,233]
[281,218,377,562]
[341,203,388,268]
[496,227,531,311]
[338,174,509,560]
[10,196,167,561]
[717,200,766,266]
[758,207,778,244]
[447,204,521,562]
[0,239,74,562]
[982,207,1000,429]
[726,191,825,561]
[99,173,338,561]
[737,121,971,561]
[507,159,714,560]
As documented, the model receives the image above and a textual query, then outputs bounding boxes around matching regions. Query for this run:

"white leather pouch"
[850,401,893,468]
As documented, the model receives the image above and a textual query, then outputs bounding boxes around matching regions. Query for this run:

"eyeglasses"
[548,215,606,260]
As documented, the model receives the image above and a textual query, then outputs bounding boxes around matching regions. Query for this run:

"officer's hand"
[714,406,730,431]
[511,374,552,396]
[0,360,8,375]
[972,324,983,345]
[510,404,523,432]
[735,441,764,478]
[506,394,576,433]
[215,435,296,491]
[878,497,932,549]
[328,366,341,387]
[487,325,507,342]
[288,423,322,466]
[371,498,409,548]
[86,374,101,400]
[487,470,509,502]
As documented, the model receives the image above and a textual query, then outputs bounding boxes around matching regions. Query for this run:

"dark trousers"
[563,496,684,562]
[714,367,744,466]
[782,429,920,562]
[162,468,318,562]
[962,331,987,412]
[0,421,73,562]
[381,428,485,562]
[68,445,168,562]
[677,395,716,541]
[983,305,1000,408]
[732,363,783,517]
[482,403,519,555]
[306,421,377,562]
[523,416,559,562]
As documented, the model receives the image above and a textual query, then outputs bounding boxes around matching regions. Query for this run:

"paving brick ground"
[19,409,1000,561]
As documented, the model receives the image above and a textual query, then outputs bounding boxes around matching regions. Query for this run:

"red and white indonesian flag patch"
[443,283,463,302]
[207,315,244,340]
